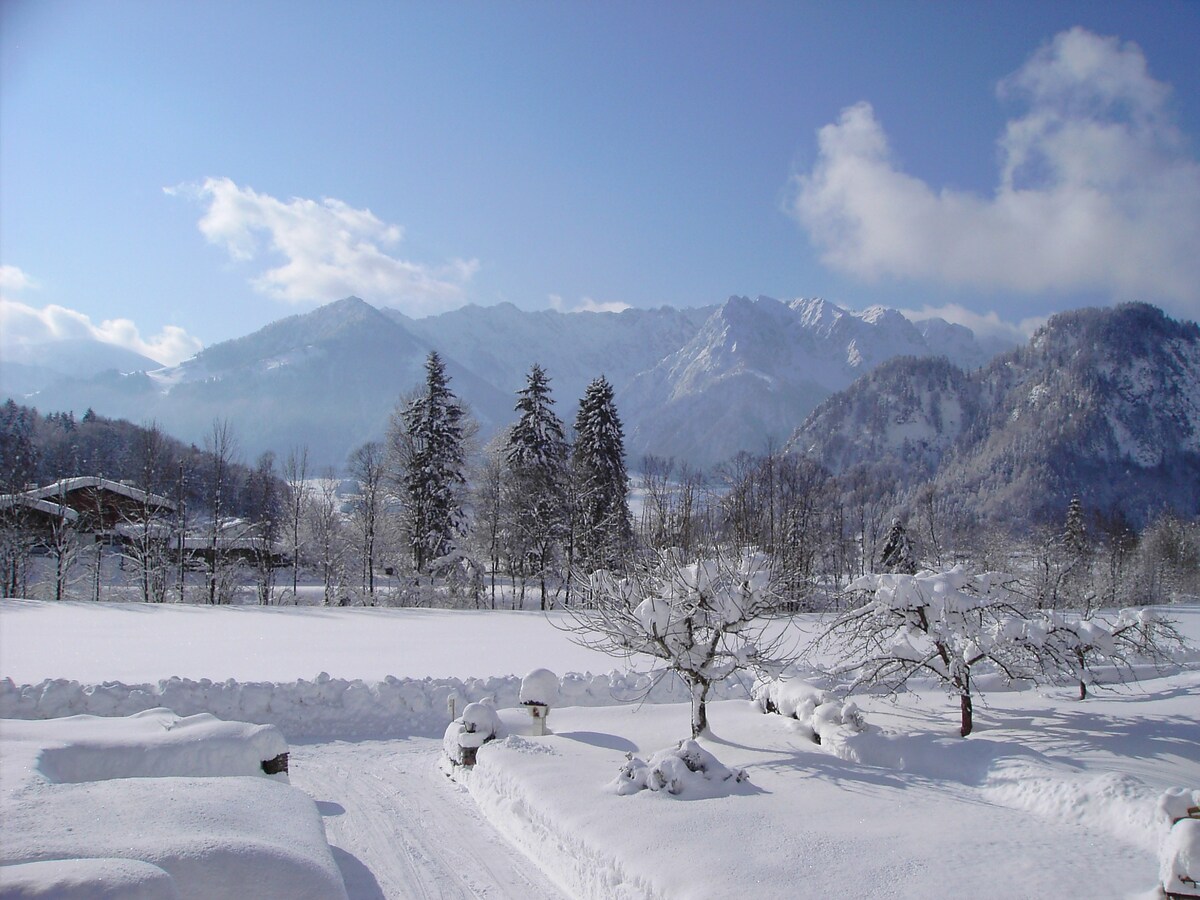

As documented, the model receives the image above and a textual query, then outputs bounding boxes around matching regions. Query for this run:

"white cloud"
[0,298,202,367]
[168,177,478,315]
[0,265,39,293]
[791,28,1200,320]
[547,294,631,314]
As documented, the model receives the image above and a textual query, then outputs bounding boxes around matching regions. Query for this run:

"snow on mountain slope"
[6,295,1004,471]
[625,295,987,468]
[787,303,1200,528]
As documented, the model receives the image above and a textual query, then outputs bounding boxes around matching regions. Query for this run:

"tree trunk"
[689,680,711,737]
[958,683,973,737]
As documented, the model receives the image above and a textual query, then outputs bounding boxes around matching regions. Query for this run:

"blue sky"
[2,1,1199,364]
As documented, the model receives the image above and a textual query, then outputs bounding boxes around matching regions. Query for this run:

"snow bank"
[0,858,180,900]
[0,669,750,739]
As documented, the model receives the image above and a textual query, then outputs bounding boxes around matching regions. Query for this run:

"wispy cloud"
[167,177,478,315]
[791,28,1200,320]
[548,294,631,314]
[0,267,201,366]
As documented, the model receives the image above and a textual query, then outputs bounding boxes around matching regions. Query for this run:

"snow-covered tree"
[282,446,310,602]
[571,375,632,576]
[878,517,918,574]
[396,352,468,576]
[505,364,570,610]
[569,548,791,737]
[821,566,1031,737]
[1019,607,1188,700]
[347,440,388,602]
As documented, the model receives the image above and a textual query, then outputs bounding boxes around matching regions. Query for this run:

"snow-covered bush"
[610,739,748,798]
[754,670,866,745]
[568,548,792,737]
[442,699,501,766]
[1158,788,1200,899]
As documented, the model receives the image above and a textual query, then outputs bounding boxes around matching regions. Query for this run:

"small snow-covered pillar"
[520,668,559,737]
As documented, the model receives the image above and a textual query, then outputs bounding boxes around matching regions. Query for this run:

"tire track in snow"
[290,739,567,900]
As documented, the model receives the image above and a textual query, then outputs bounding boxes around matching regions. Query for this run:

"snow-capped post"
[1158,789,1200,899]
[446,690,459,721]
[520,668,559,736]
[565,547,792,738]
[442,700,501,768]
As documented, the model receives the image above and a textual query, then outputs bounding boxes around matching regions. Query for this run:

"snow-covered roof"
[22,477,176,511]
[0,494,80,522]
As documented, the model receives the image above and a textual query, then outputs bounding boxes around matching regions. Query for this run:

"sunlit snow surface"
[2,600,1198,899]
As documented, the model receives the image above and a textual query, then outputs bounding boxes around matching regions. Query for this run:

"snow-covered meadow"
[2,598,1198,898]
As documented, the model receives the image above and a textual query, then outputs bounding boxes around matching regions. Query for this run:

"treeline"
[3,351,1199,609]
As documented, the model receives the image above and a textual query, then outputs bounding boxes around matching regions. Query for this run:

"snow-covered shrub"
[753,670,866,745]
[610,739,748,798]
[442,700,501,766]
[1158,788,1200,898]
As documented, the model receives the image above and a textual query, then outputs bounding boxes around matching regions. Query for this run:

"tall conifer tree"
[402,352,467,574]
[571,375,632,574]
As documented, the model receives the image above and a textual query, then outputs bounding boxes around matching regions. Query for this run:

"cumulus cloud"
[791,28,1200,319]
[167,177,478,315]
[0,295,202,368]
[547,294,632,314]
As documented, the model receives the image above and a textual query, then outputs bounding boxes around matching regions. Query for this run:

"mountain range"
[788,303,1200,527]
[0,295,1008,469]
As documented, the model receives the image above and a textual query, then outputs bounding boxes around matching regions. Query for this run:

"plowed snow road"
[290,740,567,900]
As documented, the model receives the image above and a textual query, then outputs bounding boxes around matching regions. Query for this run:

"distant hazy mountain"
[622,296,1001,468]
[0,340,162,396]
[4,295,1010,470]
[789,303,1200,527]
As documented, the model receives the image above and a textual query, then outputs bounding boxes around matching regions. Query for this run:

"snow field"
[3,600,1198,898]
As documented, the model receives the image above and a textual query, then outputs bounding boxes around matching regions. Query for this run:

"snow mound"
[442,700,501,765]
[5,709,288,784]
[0,858,180,900]
[610,739,748,798]
[1,669,747,739]
[1,711,347,900]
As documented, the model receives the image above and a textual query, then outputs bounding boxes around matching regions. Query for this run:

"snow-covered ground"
[2,599,1198,898]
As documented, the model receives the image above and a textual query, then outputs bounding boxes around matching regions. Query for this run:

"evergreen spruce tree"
[402,351,467,575]
[505,364,570,609]
[879,517,918,574]
[571,375,632,574]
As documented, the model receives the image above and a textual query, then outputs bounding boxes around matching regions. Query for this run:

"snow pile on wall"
[1,711,346,900]
[0,669,751,739]
[9,709,288,784]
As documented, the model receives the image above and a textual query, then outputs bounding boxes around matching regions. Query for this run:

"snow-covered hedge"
[0,670,750,739]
